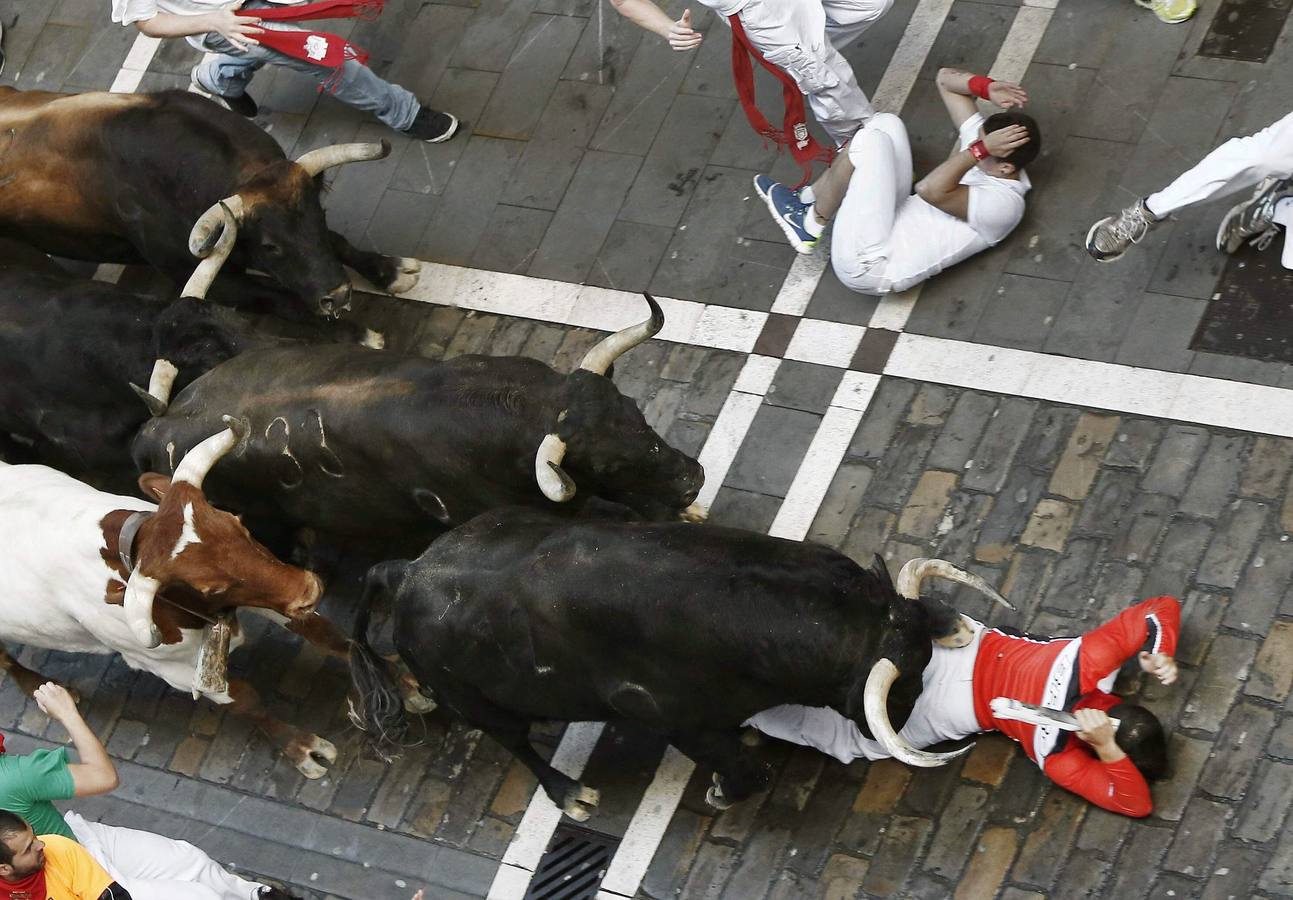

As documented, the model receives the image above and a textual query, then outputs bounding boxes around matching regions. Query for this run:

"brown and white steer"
[0,423,339,777]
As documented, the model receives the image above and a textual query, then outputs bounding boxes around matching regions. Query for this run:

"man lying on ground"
[754,67,1039,295]
[0,683,295,900]
[0,809,131,900]
[748,596,1179,816]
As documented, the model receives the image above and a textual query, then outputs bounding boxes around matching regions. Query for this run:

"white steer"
[0,424,338,777]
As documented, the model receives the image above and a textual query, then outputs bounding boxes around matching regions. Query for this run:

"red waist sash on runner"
[237,1,386,90]
[728,14,835,187]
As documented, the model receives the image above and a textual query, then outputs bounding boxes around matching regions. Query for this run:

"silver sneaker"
[1085,199,1161,262]
[1216,176,1293,254]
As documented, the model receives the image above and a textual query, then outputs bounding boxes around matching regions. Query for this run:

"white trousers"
[67,812,264,900]
[737,0,889,144]
[745,617,986,764]
[830,112,912,292]
[1146,109,1293,216]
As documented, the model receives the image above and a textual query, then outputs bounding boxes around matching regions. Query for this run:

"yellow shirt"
[40,834,114,900]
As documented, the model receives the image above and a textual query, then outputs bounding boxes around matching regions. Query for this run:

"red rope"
[728,15,835,188]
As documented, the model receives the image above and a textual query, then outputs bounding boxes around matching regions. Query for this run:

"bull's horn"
[129,359,180,417]
[188,194,245,258]
[896,558,1015,610]
[171,416,245,489]
[578,293,664,376]
[181,202,239,299]
[293,140,391,178]
[123,570,163,649]
[863,658,973,767]
[535,433,576,503]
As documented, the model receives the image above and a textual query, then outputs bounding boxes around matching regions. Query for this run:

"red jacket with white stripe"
[970,597,1180,817]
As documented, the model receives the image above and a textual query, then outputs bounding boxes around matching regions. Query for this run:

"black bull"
[349,508,1013,818]
[0,221,371,490]
[0,87,418,317]
[130,295,705,554]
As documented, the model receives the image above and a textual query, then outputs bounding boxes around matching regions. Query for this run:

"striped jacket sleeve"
[1078,597,1181,694]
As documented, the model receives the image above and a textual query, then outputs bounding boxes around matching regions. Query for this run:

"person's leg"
[744,705,887,763]
[740,0,872,146]
[68,815,263,900]
[1146,110,1293,216]
[1089,110,1293,262]
[199,16,421,131]
[828,114,911,289]
[822,0,895,51]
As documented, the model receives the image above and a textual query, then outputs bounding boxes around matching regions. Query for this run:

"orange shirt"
[39,834,114,900]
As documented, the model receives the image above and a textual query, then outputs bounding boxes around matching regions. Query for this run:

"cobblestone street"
[2,0,1293,896]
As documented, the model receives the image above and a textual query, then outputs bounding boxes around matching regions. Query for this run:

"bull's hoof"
[384,258,421,295]
[403,689,437,716]
[705,785,734,811]
[679,503,708,524]
[293,736,338,779]
[706,773,734,810]
[361,328,386,349]
[562,786,600,822]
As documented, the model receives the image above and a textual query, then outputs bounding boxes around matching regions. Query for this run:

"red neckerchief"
[728,15,835,188]
[237,1,386,92]
[0,869,47,900]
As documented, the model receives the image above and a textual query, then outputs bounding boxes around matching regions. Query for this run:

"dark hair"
[1111,703,1168,781]
[0,811,29,866]
[983,111,1042,170]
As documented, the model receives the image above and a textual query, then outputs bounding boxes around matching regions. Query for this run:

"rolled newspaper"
[990,698,1120,732]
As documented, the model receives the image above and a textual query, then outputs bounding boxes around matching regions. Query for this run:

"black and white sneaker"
[189,64,258,118]
[404,107,460,144]
[1217,175,1293,254]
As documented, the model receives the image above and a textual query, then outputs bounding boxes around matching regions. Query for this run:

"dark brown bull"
[0,87,418,317]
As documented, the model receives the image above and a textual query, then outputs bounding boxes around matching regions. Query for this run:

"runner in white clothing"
[753,66,1040,294]
[610,0,887,145]
[1086,110,1293,269]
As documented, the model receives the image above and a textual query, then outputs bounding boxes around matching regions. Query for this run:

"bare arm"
[133,9,263,51]
[608,0,703,50]
[34,684,120,797]
[935,67,1029,128]
[915,123,1030,220]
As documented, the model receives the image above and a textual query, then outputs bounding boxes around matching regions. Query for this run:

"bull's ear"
[138,472,172,501]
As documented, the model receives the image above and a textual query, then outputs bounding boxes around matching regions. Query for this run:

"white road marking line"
[871,0,958,113]
[785,318,866,368]
[769,371,881,541]
[486,721,605,899]
[694,355,782,514]
[596,745,695,897]
[111,33,160,93]
[769,252,830,316]
[989,5,1053,83]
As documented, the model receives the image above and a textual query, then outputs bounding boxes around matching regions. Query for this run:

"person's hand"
[33,683,80,725]
[987,81,1027,109]
[1074,708,1118,750]
[981,124,1030,158]
[209,8,263,52]
[1138,652,1177,686]
[411,891,425,900]
[667,9,703,51]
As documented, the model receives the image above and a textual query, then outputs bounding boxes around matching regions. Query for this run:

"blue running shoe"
[753,174,819,253]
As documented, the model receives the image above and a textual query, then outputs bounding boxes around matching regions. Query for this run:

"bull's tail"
[348,559,415,751]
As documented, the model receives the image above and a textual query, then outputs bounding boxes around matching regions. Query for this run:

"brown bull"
[0,87,419,317]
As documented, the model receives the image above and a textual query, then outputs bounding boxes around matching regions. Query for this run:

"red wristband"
[968,75,994,100]
[969,140,990,161]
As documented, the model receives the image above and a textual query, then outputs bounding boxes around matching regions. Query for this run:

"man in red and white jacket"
[747,597,1179,817]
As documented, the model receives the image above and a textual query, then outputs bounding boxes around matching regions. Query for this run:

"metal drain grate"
[523,822,620,900]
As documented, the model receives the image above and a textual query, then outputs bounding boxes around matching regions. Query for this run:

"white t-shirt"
[695,0,752,17]
[111,0,238,26]
[880,112,1030,293]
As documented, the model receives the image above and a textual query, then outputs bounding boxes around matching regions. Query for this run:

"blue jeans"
[193,0,420,131]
